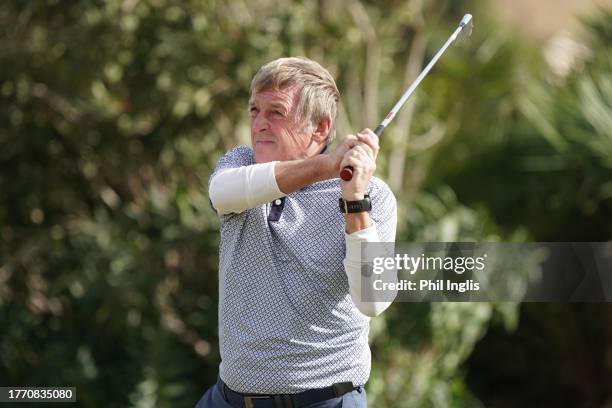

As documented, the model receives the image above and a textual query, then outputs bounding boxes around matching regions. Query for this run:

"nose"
[252,112,269,133]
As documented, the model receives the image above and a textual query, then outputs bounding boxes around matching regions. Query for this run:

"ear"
[311,116,332,144]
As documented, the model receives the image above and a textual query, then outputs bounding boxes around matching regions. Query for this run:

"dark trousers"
[195,377,367,408]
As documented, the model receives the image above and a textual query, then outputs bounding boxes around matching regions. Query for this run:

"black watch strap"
[339,194,372,214]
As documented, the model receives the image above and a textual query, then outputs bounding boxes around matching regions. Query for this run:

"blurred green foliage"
[0,0,611,407]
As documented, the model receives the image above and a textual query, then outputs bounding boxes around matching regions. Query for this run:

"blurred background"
[1,0,612,406]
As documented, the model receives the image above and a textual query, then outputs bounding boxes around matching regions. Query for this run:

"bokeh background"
[1,0,612,406]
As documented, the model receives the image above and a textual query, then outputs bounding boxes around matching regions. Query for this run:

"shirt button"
[274,199,282,206]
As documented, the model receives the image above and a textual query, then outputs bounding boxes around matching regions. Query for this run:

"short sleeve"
[212,145,256,176]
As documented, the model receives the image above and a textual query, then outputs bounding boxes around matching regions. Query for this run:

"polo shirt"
[211,146,397,393]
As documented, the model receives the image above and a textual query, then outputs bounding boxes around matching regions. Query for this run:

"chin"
[254,149,278,164]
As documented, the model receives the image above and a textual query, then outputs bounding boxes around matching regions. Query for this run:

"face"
[249,86,321,163]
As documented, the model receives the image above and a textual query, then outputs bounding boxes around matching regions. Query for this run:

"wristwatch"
[339,194,372,214]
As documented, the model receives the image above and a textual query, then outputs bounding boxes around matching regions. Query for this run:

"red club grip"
[340,166,354,181]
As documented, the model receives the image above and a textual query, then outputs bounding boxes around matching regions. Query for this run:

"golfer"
[197,57,397,408]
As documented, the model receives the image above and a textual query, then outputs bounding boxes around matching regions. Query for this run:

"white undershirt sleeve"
[209,161,285,215]
[344,222,398,318]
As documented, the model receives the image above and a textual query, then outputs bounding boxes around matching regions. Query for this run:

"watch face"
[339,195,371,213]
[349,202,361,211]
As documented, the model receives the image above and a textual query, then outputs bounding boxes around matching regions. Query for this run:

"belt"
[221,379,360,408]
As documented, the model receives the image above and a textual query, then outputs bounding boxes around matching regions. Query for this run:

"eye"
[249,107,258,116]
[272,110,283,117]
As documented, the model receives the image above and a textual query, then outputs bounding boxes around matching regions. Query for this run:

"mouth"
[255,140,275,145]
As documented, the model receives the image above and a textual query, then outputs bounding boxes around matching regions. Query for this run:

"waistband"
[218,378,362,408]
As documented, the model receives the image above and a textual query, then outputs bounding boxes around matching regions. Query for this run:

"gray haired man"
[197,57,397,408]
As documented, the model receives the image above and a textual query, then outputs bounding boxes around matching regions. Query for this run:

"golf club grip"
[339,125,385,181]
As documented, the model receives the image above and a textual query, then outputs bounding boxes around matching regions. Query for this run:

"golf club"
[340,13,473,181]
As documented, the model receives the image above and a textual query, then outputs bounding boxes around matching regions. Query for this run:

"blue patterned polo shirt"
[211,145,396,393]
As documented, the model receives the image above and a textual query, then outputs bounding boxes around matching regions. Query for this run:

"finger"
[340,152,376,172]
[340,154,361,170]
[359,128,377,140]
[343,134,358,144]
[356,128,379,152]
[350,143,375,161]
[341,146,375,170]
[333,135,358,159]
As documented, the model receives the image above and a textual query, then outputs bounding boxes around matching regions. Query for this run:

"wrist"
[342,191,366,201]
[339,194,371,213]
[319,154,337,180]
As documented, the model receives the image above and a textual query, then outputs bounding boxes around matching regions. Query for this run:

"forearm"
[344,212,372,234]
[344,223,398,317]
[275,154,335,194]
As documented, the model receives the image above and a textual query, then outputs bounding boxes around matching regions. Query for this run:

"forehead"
[249,86,300,107]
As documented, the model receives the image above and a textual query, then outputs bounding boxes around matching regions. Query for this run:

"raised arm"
[209,136,358,215]
[339,129,399,317]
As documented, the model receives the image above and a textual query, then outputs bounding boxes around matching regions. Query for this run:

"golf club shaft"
[340,14,472,182]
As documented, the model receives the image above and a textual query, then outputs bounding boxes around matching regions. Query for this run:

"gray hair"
[250,56,340,144]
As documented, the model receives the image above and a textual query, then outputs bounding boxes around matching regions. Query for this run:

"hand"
[326,134,359,178]
[340,128,379,200]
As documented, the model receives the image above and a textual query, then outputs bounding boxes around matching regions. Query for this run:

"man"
[197,57,397,408]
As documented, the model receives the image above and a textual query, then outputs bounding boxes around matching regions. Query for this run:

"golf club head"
[457,13,473,43]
